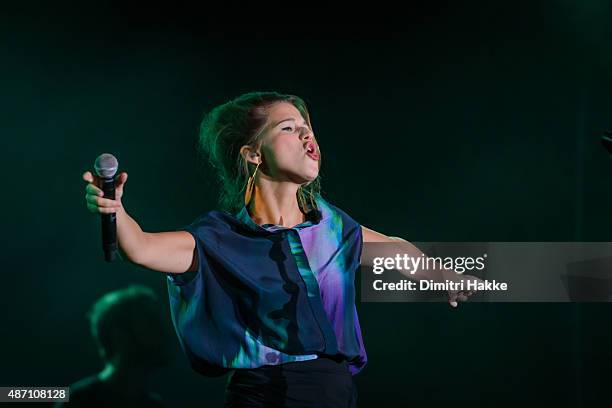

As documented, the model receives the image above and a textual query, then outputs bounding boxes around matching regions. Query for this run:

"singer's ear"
[240,145,261,165]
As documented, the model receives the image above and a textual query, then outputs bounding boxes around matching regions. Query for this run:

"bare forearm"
[115,207,149,264]
[361,227,479,307]
[115,207,196,273]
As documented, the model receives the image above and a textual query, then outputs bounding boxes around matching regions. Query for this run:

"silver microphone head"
[94,153,119,178]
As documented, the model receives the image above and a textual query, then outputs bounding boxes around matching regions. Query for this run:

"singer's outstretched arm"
[361,226,477,307]
[115,208,196,273]
[83,171,196,274]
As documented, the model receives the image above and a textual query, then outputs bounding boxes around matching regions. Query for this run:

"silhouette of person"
[55,284,170,407]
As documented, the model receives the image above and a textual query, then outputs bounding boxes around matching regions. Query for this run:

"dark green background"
[2,1,612,406]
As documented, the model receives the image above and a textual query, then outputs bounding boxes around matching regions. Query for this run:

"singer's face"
[258,102,320,184]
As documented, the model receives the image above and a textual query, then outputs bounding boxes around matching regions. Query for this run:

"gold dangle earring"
[244,161,260,207]
[297,186,306,213]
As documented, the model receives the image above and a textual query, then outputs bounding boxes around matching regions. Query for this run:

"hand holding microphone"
[82,154,128,261]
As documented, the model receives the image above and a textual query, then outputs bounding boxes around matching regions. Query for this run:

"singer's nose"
[299,126,313,140]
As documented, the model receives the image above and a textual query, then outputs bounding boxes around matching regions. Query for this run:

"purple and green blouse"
[166,194,367,376]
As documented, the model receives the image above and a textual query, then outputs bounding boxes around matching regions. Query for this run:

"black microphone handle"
[101,176,117,262]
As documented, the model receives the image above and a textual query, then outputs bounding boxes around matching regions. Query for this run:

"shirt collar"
[236,194,328,233]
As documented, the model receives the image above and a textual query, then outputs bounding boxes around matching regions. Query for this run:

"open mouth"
[305,141,320,160]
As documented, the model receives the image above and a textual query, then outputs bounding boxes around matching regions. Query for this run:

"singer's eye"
[282,126,295,132]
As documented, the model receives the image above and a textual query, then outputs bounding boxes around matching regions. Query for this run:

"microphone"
[94,153,119,262]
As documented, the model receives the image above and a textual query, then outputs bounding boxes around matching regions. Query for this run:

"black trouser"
[224,356,357,407]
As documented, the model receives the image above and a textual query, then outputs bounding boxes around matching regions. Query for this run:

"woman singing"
[82,91,474,407]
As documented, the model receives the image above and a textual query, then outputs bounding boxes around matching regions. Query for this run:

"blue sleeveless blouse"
[166,194,367,376]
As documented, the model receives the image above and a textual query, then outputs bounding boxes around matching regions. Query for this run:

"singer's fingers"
[85,194,121,208]
[115,172,128,186]
[87,203,118,214]
[86,203,97,214]
[82,171,101,188]
[448,292,458,308]
[85,183,103,197]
